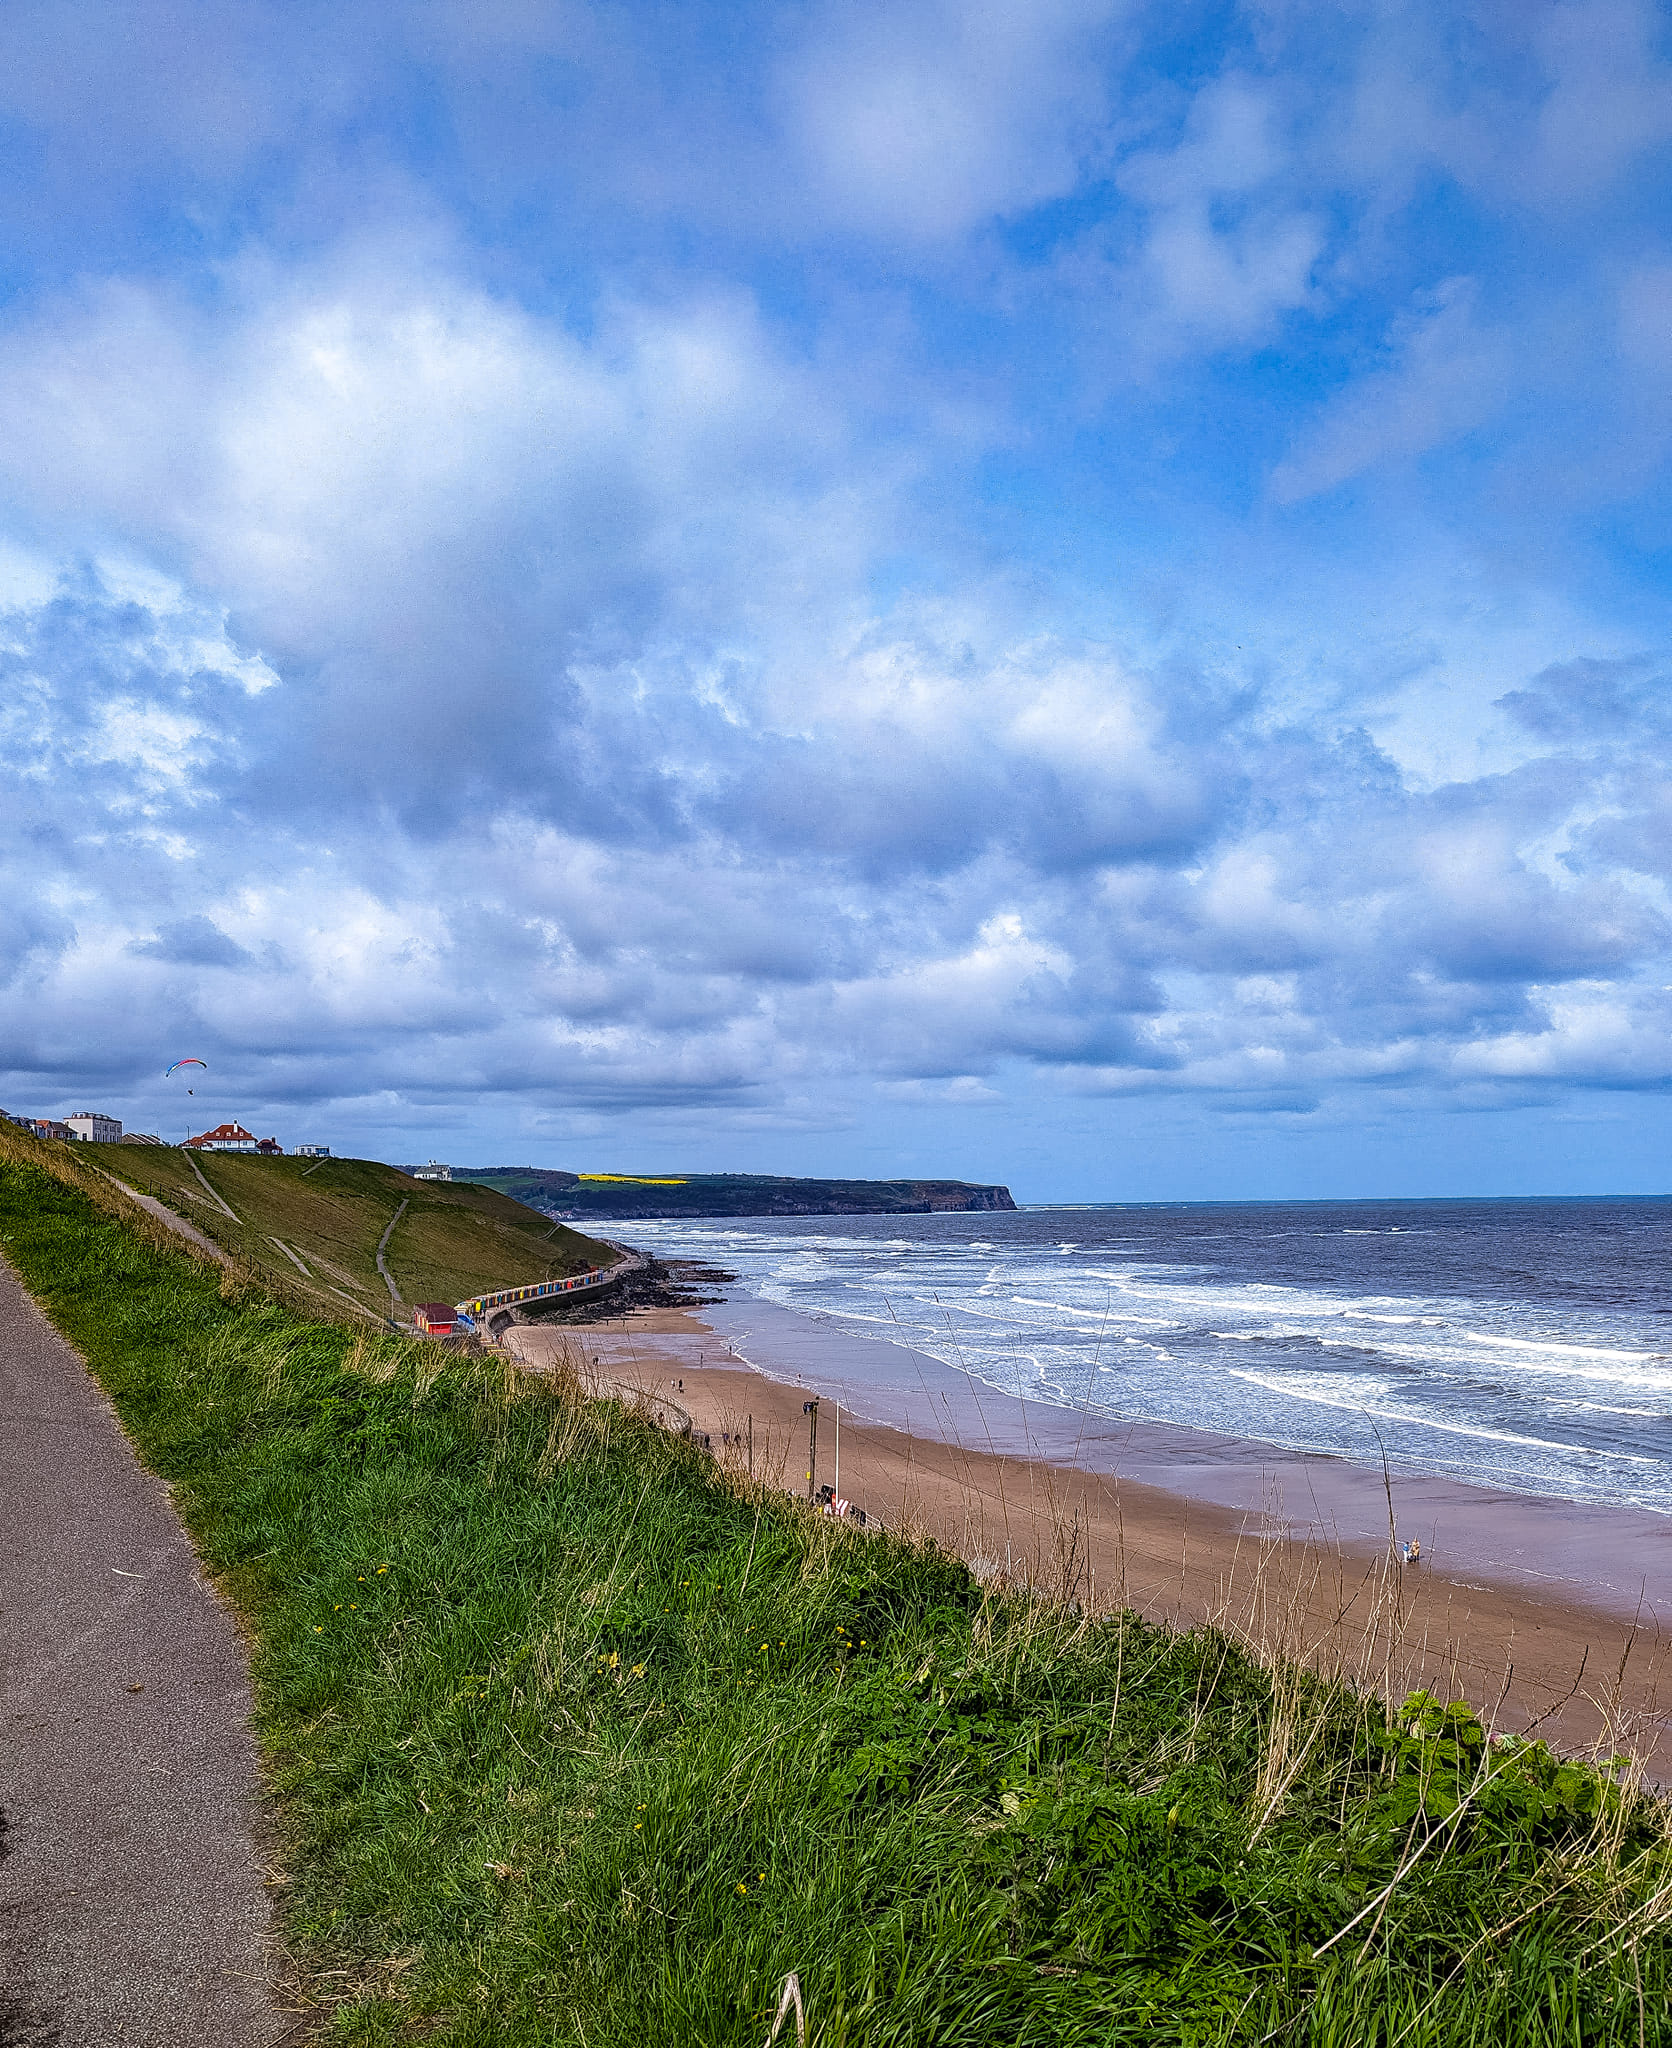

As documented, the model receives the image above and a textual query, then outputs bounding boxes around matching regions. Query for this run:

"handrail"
[456,1250,641,1321]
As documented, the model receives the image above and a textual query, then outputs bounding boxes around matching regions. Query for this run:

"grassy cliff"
[76,1138,615,1321]
[456,1167,1017,1220]
[2,1127,1670,2044]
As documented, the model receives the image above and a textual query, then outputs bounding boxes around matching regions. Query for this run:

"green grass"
[4,1129,1672,2045]
[84,1139,614,1318]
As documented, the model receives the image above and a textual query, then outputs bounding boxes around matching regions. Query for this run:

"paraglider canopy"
[164,1059,207,1078]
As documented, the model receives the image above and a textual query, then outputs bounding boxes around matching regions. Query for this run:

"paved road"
[0,1254,289,2046]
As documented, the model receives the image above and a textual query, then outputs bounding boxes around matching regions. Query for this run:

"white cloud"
[1270,279,1511,504]
[781,0,1117,242]
[2,5,1672,1184]
[1101,73,1323,352]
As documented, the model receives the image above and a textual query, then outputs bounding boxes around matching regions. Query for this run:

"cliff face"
[916,1187,1016,1213]
[454,1168,1017,1220]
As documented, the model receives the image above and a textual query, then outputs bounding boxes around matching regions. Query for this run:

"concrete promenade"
[0,1255,288,2046]
[461,1245,645,1327]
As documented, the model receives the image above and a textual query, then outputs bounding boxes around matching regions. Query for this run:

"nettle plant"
[1369,1689,1640,1839]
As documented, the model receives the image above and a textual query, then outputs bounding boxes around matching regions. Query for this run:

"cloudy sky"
[4,0,1672,1199]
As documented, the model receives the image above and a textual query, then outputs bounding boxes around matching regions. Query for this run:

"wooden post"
[802,1399,818,1502]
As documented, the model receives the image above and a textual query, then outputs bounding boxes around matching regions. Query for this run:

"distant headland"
[451,1167,1016,1220]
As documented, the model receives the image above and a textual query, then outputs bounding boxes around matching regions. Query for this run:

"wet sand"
[505,1295,1672,1772]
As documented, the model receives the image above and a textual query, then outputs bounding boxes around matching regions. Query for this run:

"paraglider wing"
[163,1058,208,1078]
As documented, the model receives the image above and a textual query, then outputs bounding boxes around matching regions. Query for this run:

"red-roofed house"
[185,1121,283,1153]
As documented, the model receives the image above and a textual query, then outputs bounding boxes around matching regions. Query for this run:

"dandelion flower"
[736,1881,747,1894]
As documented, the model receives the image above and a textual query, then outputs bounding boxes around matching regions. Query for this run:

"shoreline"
[506,1290,1672,1771]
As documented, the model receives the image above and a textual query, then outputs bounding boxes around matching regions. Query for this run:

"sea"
[621,1199,1672,1520]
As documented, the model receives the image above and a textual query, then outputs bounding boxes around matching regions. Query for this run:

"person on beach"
[1401,1537,1422,1565]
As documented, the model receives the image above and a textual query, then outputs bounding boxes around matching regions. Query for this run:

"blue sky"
[4,0,1672,1199]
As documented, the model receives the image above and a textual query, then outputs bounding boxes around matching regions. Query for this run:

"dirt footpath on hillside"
[0,1255,291,2047]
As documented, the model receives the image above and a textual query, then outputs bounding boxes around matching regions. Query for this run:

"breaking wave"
[625,1198,1672,1514]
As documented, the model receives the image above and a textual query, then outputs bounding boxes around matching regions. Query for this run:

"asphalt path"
[0,1252,289,2046]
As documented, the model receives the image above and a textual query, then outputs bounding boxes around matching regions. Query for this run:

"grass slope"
[4,1131,1671,2045]
[81,1139,614,1320]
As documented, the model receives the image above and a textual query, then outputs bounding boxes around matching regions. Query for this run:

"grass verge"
[4,1134,1672,2045]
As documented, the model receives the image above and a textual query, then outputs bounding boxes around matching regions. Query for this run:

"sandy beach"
[503,1289,1672,1775]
